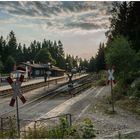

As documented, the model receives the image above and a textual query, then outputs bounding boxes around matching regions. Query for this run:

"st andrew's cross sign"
[107,69,116,85]
[7,75,26,107]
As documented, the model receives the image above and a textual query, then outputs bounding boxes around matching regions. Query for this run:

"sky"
[0,1,112,60]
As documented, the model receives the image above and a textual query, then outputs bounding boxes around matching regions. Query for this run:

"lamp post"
[48,62,51,79]
[44,71,47,83]
[77,61,80,77]
[79,66,81,76]
[65,63,74,97]
[47,62,51,87]
[66,63,69,73]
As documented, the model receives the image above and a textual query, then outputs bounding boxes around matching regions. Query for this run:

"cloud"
[0,1,112,17]
[65,22,100,30]
[0,1,112,35]
[0,1,113,59]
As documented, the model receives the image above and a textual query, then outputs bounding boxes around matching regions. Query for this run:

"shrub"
[23,116,80,139]
[0,117,17,138]
[128,80,140,99]
[96,78,106,86]
[80,118,96,139]
[113,84,126,100]
[135,80,140,91]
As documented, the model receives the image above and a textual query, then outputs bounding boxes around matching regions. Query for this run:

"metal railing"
[0,114,72,138]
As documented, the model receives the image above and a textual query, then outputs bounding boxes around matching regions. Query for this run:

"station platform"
[0,76,66,92]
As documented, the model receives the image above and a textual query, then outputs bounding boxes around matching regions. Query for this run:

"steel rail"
[0,74,90,96]
[0,75,90,117]
[0,76,66,96]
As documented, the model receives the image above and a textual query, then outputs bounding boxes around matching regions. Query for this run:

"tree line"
[88,2,140,100]
[88,43,105,72]
[105,1,140,100]
[0,31,89,73]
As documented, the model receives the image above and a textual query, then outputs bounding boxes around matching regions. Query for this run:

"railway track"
[0,74,94,97]
[0,76,66,96]
[0,74,96,118]
[0,74,98,139]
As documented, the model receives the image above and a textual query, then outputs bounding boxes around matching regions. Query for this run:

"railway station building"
[17,62,65,78]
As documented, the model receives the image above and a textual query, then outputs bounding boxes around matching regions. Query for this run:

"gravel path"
[73,86,140,138]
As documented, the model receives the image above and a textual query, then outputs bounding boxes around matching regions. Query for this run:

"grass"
[117,98,140,115]
[96,79,106,86]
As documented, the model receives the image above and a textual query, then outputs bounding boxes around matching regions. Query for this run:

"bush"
[113,84,126,100]
[128,80,140,99]
[0,117,17,138]
[96,78,106,86]
[23,117,97,139]
[25,124,47,138]
[24,116,80,139]
[135,80,140,91]
[0,60,4,72]
[80,118,96,139]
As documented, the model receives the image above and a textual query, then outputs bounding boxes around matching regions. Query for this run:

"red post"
[19,75,24,82]
[7,77,13,85]
[20,95,26,104]
[9,98,16,107]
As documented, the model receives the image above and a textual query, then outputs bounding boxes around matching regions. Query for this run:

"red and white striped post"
[7,75,26,138]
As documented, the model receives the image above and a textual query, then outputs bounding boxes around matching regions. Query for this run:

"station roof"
[51,65,65,72]
[20,62,65,72]
[21,62,48,69]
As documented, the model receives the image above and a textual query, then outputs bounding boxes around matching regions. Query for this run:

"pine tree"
[57,40,65,68]
[16,43,24,63]
[127,2,140,51]
[6,31,17,59]
[35,48,55,64]
[5,55,16,73]
[95,43,105,72]
[0,55,4,72]
[88,57,96,72]
[106,2,140,52]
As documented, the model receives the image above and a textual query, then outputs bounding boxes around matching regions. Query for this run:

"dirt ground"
[18,84,140,138]
[74,86,140,138]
